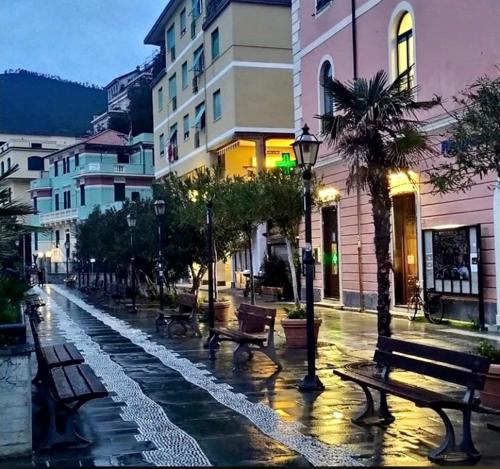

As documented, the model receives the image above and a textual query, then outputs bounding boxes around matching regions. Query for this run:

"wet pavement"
[4,285,500,467]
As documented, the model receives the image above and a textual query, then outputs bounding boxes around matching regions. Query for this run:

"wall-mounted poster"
[423,225,480,296]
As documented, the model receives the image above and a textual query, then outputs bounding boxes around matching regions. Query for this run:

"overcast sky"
[0,1,167,87]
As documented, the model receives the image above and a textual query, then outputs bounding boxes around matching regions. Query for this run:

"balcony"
[151,49,166,88]
[30,177,52,190]
[74,162,151,177]
[39,208,78,225]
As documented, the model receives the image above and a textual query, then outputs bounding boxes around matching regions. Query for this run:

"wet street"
[5,285,500,467]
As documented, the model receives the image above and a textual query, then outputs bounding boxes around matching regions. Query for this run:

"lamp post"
[292,124,324,392]
[154,199,166,310]
[64,240,70,281]
[127,212,137,313]
[90,258,96,287]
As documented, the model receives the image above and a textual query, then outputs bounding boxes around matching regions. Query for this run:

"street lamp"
[64,240,70,281]
[127,212,137,313]
[154,199,166,310]
[205,200,215,346]
[292,124,324,392]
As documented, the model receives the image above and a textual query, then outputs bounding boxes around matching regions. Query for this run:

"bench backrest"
[374,336,490,393]
[178,293,197,313]
[237,303,276,333]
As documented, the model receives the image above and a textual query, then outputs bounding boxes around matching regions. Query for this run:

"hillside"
[0,70,107,137]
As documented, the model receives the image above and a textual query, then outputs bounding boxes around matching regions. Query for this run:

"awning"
[192,48,204,73]
[194,104,205,128]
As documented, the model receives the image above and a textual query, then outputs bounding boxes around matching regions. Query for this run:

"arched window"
[320,61,334,116]
[396,12,414,89]
[27,156,44,171]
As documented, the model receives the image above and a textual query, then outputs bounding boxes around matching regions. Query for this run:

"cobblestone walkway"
[4,285,500,467]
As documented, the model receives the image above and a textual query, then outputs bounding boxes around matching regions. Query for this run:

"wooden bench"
[333,336,490,464]
[260,286,284,301]
[155,293,201,338]
[41,364,108,449]
[209,303,282,371]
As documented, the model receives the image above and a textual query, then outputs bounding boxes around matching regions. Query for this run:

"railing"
[31,177,52,189]
[151,49,166,87]
[39,208,78,225]
[75,162,150,176]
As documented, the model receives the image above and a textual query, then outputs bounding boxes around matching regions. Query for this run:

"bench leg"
[378,392,395,424]
[209,333,219,360]
[457,408,481,463]
[352,384,376,424]
[190,315,202,337]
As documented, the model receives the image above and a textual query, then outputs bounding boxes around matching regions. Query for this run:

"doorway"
[393,193,418,305]
[322,206,340,299]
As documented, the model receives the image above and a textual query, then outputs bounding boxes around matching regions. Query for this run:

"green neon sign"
[275,152,296,175]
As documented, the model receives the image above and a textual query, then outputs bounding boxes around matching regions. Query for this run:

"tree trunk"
[285,237,300,308]
[190,264,206,296]
[369,175,392,337]
[248,232,255,305]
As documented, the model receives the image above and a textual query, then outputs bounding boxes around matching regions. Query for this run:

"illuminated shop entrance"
[393,193,418,305]
[322,206,340,299]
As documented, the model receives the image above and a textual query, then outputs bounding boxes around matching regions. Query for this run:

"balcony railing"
[39,208,78,225]
[31,177,52,190]
[74,162,151,176]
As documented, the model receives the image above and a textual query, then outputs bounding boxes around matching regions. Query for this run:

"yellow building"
[144,0,295,180]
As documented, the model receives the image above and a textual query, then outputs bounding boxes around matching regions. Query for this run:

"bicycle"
[407,278,444,324]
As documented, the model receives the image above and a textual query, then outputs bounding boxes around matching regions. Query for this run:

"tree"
[429,75,500,192]
[318,70,438,337]
[107,112,131,135]
[127,77,153,136]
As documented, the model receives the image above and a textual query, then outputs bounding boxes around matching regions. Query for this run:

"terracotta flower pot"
[281,318,322,348]
[480,364,500,409]
[202,300,231,322]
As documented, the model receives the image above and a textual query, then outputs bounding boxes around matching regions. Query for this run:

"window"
[33,196,37,211]
[131,192,141,203]
[34,232,38,250]
[55,230,60,248]
[182,62,188,89]
[31,143,42,149]
[192,0,201,19]
[80,184,85,206]
[169,124,178,161]
[7,158,10,170]
[183,114,190,140]
[66,156,71,173]
[55,193,60,211]
[74,153,79,167]
[1,162,4,174]
[169,74,177,111]
[114,183,125,202]
[319,61,334,125]
[63,191,71,209]
[62,158,67,174]
[211,28,220,61]
[316,0,330,12]
[396,12,414,90]
[167,24,176,61]
[159,134,165,156]
[158,87,164,111]
[54,161,59,176]
[193,46,204,76]
[28,156,44,170]
[180,8,187,35]
[194,102,206,130]
[213,90,221,121]
[117,152,129,164]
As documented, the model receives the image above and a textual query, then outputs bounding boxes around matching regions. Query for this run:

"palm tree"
[318,70,438,337]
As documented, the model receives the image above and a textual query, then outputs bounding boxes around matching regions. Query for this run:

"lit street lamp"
[292,124,324,392]
[154,199,166,310]
[127,212,138,313]
[64,239,70,281]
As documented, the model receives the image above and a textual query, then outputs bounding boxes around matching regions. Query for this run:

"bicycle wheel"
[425,294,444,324]
[407,294,419,321]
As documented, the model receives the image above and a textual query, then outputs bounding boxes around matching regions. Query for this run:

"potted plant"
[0,275,30,347]
[281,306,322,348]
[202,296,231,322]
[477,340,500,409]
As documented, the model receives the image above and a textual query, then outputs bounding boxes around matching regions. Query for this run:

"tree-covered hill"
[0,70,107,137]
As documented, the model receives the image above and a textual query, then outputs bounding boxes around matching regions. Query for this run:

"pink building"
[294,0,500,325]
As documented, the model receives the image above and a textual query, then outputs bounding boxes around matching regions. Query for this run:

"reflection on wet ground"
[4,285,500,467]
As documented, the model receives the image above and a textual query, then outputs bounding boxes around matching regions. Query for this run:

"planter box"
[480,364,500,409]
[202,301,231,322]
[0,307,26,347]
[281,318,322,348]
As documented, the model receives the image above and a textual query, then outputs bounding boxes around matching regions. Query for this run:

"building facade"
[29,130,154,275]
[295,0,500,324]
[145,0,296,283]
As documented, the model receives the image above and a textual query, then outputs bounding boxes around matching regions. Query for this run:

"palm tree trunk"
[369,175,392,337]
[285,237,300,308]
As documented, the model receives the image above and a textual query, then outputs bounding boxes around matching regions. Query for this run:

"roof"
[144,0,184,46]
[45,129,129,159]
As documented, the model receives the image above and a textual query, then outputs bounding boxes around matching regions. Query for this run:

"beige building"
[145,0,294,180]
